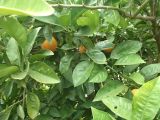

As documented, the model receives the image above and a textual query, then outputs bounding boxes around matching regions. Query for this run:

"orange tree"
[0,0,160,120]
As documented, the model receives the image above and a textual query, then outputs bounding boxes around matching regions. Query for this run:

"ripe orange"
[41,37,57,52]
[103,47,114,53]
[103,44,115,53]
[79,45,86,53]
[131,89,138,96]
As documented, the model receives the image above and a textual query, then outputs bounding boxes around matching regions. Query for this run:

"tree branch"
[133,0,150,18]
[51,4,155,21]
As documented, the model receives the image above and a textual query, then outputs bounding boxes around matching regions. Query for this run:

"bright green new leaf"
[115,54,145,65]
[111,40,142,59]
[89,65,108,83]
[87,49,107,64]
[6,38,21,66]
[131,76,160,120]
[0,0,53,16]
[103,96,132,120]
[0,64,19,78]
[129,72,144,85]
[91,107,115,120]
[72,61,94,87]
[29,62,60,84]
[94,80,128,101]
[26,92,40,119]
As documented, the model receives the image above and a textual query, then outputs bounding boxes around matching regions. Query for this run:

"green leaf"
[87,49,107,64]
[0,64,19,78]
[72,61,94,87]
[26,92,40,119]
[89,65,108,83]
[94,80,128,101]
[104,10,120,26]
[115,54,145,65]
[29,50,54,62]
[0,0,53,16]
[24,27,41,55]
[111,40,142,59]
[6,38,21,66]
[59,54,73,74]
[102,96,132,120]
[43,25,53,42]
[129,72,144,85]
[29,62,60,84]
[36,12,71,29]
[140,63,160,79]
[3,80,13,97]
[17,105,25,119]
[11,61,29,80]
[0,107,13,120]
[95,40,114,50]
[0,17,27,48]
[131,76,160,120]
[76,10,99,35]
[91,107,115,120]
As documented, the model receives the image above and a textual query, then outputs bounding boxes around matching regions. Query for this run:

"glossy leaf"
[3,80,13,97]
[0,64,19,78]
[87,49,107,64]
[29,50,54,62]
[104,10,120,26]
[17,105,25,119]
[59,54,73,74]
[111,40,142,59]
[0,0,53,16]
[36,13,71,29]
[29,62,60,84]
[94,80,128,101]
[131,76,160,120]
[103,96,132,120]
[129,72,144,85]
[91,107,115,120]
[0,107,13,120]
[76,10,99,35]
[24,27,41,55]
[6,38,21,66]
[140,63,160,79]
[89,65,108,83]
[115,54,145,65]
[95,40,114,50]
[26,92,40,119]
[0,17,27,48]
[11,61,29,80]
[72,61,94,87]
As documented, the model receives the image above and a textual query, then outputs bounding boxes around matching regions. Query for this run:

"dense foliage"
[0,0,160,120]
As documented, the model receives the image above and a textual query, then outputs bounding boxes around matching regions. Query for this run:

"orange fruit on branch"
[79,45,86,53]
[41,37,57,52]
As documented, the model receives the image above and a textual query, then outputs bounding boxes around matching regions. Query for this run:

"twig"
[51,4,155,21]
[0,96,26,114]
[133,0,150,18]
